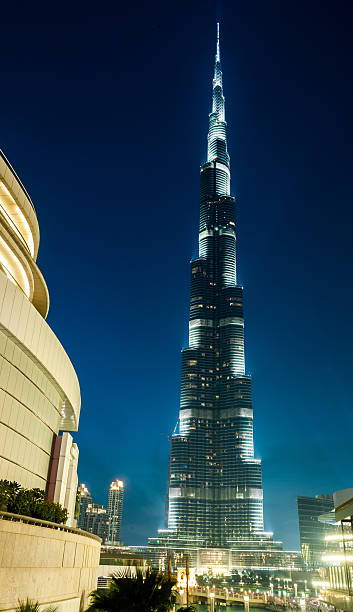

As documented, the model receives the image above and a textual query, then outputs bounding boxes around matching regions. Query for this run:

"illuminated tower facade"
[107,478,124,544]
[77,483,93,529]
[166,25,268,548]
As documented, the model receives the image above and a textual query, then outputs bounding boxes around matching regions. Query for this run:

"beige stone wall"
[0,271,81,489]
[0,514,101,612]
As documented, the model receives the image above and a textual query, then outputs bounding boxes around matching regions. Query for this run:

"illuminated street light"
[244,594,250,612]
[210,591,215,612]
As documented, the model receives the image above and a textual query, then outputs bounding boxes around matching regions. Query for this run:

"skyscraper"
[164,24,270,549]
[83,503,110,543]
[78,483,93,529]
[297,494,336,568]
[107,478,124,544]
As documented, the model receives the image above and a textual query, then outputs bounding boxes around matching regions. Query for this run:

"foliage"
[88,568,177,612]
[0,480,21,511]
[16,598,57,612]
[177,607,196,612]
[0,480,68,524]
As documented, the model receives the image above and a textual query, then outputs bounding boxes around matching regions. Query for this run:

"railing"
[188,586,268,602]
[0,510,101,542]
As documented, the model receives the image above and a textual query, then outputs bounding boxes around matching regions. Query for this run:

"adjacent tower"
[107,478,124,544]
[165,24,269,549]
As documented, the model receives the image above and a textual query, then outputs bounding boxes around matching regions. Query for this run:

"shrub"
[16,598,57,612]
[0,480,21,511]
[0,480,68,524]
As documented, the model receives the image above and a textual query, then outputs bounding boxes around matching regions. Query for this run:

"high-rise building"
[84,503,110,543]
[107,478,124,544]
[162,24,271,550]
[0,150,81,525]
[78,483,93,529]
[297,494,336,568]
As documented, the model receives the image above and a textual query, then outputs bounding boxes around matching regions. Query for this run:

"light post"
[244,594,250,612]
[210,591,215,612]
[270,582,274,597]
[294,583,298,597]
[186,556,189,610]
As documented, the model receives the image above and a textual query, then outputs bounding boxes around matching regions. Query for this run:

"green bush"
[16,598,57,612]
[0,480,68,524]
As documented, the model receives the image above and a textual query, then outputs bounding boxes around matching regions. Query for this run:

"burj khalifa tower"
[164,24,273,550]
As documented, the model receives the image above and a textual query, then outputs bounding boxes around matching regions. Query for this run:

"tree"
[88,568,177,612]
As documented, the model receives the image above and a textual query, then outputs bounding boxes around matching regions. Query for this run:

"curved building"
[0,150,80,514]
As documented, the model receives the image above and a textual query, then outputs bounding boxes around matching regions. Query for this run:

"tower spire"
[216,22,220,62]
[207,22,229,168]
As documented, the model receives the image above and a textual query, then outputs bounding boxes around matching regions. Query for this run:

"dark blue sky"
[1,0,353,550]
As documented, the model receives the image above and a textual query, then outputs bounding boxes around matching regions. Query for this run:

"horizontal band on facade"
[200,160,230,176]
[179,407,253,419]
[169,486,263,501]
[199,227,236,241]
[188,317,244,330]
[219,317,244,327]
[189,318,214,329]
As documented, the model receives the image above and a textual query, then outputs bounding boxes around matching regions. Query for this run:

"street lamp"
[244,594,250,612]
[210,591,215,612]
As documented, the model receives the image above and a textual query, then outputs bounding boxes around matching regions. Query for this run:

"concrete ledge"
[0,513,101,612]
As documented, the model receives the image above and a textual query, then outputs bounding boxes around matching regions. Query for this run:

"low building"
[97,546,147,589]
[130,543,303,574]
[321,489,353,612]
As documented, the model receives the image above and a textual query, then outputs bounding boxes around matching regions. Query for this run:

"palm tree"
[88,568,177,612]
[16,599,57,612]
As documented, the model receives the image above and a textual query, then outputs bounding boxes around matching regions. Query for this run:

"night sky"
[1,0,353,550]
